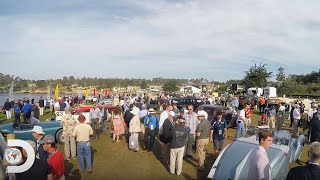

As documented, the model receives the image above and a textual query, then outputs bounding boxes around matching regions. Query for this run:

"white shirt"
[54,102,60,108]
[248,146,271,180]
[308,109,317,120]
[159,111,169,132]
[238,109,245,122]
[90,108,101,119]
[293,109,301,120]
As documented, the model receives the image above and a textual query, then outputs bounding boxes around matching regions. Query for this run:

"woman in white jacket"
[129,109,141,151]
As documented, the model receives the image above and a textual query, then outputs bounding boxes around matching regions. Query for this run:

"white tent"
[180,86,202,94]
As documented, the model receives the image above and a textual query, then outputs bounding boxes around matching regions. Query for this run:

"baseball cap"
[78,114,86,123]
[31,126,45,135]
[39,135,55,144]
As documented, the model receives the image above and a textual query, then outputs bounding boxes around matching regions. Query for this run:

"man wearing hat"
[143,108,159,152]
[195,110,211,171]
[40,135,65,180]
[169,118,189,176]
[31,126,48,160]
[73,114,93,173]
[161,111,176,165]
[210,110,228,154]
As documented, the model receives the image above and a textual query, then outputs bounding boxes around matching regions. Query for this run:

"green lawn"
[0,109,310,180]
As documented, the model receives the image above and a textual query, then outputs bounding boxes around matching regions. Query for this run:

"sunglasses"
[188,109,193,110]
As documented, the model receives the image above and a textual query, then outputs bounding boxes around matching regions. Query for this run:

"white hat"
[130,109,139,116]
[31,126,45,135]
[169,111,175,116]
[148,108,155,113]
[197,110,206,117]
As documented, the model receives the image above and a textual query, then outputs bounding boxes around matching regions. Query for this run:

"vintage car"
[73,103,115,114]
[0,133,6,179]
[195,104,237,128]
[171,97,203,110]
[208,130,305,180]
[0,117,64,144]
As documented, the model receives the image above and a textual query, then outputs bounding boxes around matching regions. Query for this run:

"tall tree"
[242,62,272,89]
[276,67,286,82]
[163,80,180,92]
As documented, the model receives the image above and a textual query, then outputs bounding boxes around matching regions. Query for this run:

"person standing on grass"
[33,103,40,119]
[129,108,141,151]
[159,105,173,157]
[292,105,301,136]
[169,118,189,176]
[112,106,126,142]
[245,104,252,129]
[73,115,93,173]
[40,135,65,180]
[162,111,176,165]
[210,111,227,154]
[31,126,48,160]
[39,96,45,116]
[90,104,101,139]
[248,130,273,180]
[235,105,246,139]
[14,102,21,124]
[182,104,198,158]
[4,99,12,120]
[195,110,211,171]
[22,100,32,123]
[99,103,109,134]
[60,107,77,160]
[143,108,158,152]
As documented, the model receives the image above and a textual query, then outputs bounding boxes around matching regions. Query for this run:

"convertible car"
[208,130,305,180]
[0,117,64,144]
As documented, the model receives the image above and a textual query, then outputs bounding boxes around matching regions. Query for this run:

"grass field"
[0,109,310,180]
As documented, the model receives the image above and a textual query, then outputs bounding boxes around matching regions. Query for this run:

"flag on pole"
[54,84,59,100]
[85,87,89,97]
[93,87,96,96]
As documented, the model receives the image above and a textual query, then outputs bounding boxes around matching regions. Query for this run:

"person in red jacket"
[40,135,65,180]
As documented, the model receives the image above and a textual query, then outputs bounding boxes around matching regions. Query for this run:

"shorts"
[213,139,224,151]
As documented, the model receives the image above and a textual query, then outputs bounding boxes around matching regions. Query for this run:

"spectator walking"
[31,126,48,160]
[210,111,227,154]
[40,135,65,180]
[277,103,286,130]
[112,106,125,142]
[143,108,158,152]
[73,115,93,173]
[60,107,77,160]
[293,105,301,136]
[124,104,134,143]
[235,105,246,139]
[169,118,189,176]
[100,104,109,133]
[244,104,252,129]
[129,109,141,151]
[248,130,273,180]
[286,142,320,180]
[267,105,276,129]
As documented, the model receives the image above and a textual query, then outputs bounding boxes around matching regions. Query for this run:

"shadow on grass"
[64,160,81,180]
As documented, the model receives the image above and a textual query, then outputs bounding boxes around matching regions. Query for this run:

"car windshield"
[29,117,41,127]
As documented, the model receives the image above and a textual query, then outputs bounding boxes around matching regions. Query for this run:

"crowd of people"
[2,92,320,179]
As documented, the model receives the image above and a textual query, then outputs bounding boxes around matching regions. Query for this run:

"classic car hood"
[209,135,289,180]
[0,123,14,133]
[39,121,61,128]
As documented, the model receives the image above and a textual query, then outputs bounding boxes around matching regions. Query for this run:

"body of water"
[0,93,49,105]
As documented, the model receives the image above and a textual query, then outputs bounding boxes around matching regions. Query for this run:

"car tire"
[56,129,64,144]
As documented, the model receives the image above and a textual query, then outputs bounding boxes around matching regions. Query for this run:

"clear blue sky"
[0,0,319,82]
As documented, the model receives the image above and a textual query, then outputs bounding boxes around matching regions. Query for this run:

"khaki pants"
[64,135,76,158]
[40,107,44,116]
[276,116,283,130]
[196,138,209,167]
[170,146,185,175]
[268,116,275,129]
[293,118,299,136]
[139,122,145,141]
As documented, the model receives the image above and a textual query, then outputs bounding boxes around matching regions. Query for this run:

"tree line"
[0,64,319,95]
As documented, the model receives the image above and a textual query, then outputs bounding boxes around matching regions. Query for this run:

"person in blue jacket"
[143,108,159,152]
[21,100,32,124]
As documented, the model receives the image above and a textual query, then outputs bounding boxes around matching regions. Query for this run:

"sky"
[0,0,319,82]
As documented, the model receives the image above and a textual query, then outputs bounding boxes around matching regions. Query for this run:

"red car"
[72,104,115,114]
